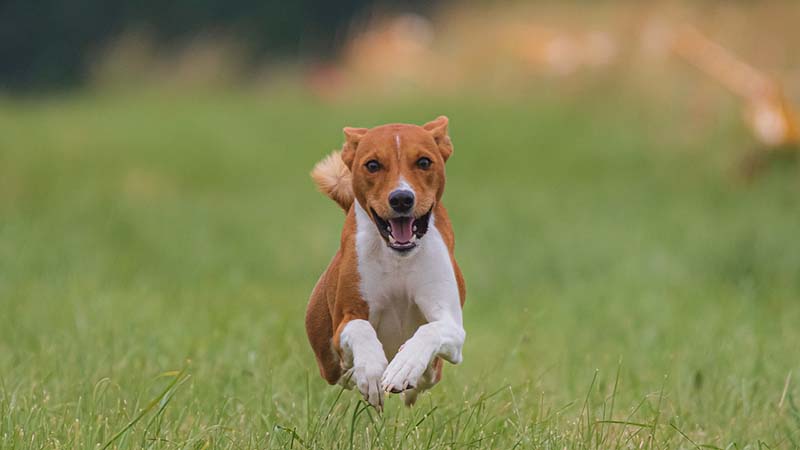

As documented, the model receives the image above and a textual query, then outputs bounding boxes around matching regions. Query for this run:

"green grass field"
[1,86,799,449]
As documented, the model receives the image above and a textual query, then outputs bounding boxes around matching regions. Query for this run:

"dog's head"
[341,116,453,253]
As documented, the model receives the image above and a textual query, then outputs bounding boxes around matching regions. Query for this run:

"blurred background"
[3,1,799,162]
[2,0,799,107]
[2,1,800,448]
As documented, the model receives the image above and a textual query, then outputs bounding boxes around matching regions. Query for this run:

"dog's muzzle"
[371,207,432,253]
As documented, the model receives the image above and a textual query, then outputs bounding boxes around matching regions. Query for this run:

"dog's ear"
[341,127,368,169]
[423,116,453,162]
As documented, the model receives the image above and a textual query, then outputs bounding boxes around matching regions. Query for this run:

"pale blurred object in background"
[672,25,799,149]
[342,14,438,89]
[302,2,799,177]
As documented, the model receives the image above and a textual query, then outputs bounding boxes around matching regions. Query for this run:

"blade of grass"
[101,367,189,450]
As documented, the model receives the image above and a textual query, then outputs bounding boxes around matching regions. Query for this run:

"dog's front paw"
[353,362,386,411]
[381,346,430,394]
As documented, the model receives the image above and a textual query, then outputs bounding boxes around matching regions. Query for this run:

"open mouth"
[370,207,432,252]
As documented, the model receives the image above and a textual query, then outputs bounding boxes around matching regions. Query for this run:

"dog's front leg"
[337,318,388,410]
[381,292,465,394]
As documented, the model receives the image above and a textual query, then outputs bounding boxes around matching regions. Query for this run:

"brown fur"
[310,151,354,211]
[306,116,465,392]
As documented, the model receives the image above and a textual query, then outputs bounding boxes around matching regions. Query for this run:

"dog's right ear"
[341,127,368,169]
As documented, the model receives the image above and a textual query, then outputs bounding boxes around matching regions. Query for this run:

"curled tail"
[310,151,353,212]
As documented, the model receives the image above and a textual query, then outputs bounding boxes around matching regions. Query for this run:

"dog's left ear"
[423,116,453,161]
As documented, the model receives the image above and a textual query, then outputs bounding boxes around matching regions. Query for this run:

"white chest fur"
[354,202,460,360]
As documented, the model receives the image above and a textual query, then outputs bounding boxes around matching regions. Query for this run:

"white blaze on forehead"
[394,134,402,161]
[393,134,414,197]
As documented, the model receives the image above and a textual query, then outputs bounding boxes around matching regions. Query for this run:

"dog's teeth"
[412,225,417,232]
[386,226,391,233]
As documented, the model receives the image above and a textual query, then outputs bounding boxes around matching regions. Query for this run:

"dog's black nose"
[388,190,415,213]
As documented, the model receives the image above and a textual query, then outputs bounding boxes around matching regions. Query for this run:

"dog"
[305,116,466,410]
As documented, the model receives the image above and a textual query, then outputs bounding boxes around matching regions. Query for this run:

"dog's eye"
[365,160,381,173]
[416,157,432,170]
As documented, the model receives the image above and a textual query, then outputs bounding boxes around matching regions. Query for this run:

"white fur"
[339,319,388,409]
[395,176,415,196]
[353,201,465,398]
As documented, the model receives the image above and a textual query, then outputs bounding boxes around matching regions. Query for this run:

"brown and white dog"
[305,116,466,410]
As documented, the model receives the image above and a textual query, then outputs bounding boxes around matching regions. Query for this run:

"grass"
[0,84,799,449]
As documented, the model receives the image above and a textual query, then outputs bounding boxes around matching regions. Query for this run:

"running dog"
[306,116,466,409]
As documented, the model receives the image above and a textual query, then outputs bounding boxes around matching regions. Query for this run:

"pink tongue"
[389,218,414,243]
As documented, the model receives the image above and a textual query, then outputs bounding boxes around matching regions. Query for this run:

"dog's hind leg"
[402,357,443,407]
[305,275,342,385]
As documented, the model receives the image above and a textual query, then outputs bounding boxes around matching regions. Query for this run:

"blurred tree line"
[0,0,431,90]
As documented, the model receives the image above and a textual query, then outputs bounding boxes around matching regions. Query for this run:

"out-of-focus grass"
[0,86,799,449]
